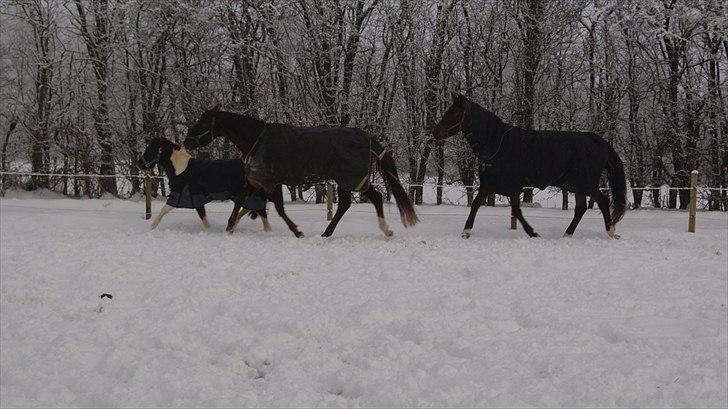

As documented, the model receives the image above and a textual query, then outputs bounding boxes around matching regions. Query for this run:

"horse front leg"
[151,204,174,230]
[462,188,488,238]
[510,194,539,237]
[270,184,304,238]
[322,188,352,237]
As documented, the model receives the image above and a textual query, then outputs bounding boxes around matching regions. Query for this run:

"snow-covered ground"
[1,196,726,407]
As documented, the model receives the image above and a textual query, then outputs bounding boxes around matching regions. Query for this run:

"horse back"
[480,129,610,195]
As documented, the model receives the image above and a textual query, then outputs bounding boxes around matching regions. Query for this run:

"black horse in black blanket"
[137,138,269,232]
[433,94,627,239]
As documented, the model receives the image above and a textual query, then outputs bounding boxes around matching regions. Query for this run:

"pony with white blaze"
[137,138,270,232]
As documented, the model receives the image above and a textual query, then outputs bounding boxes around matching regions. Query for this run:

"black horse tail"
[606,145,627,224]
[373,144,419,227]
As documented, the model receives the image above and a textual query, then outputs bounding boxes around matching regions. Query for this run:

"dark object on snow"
[433,93,627,239]
[247,123,372,192]
[183,108,418,238]
[167,158,265,211]
[137,138,270,232]
[100,293,113,299]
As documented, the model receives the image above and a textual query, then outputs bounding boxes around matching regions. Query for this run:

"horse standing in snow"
[137,138,270,232]
[433,94,627,239]
[183,106,418,238]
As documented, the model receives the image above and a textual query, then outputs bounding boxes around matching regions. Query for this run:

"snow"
[1,196,726,407]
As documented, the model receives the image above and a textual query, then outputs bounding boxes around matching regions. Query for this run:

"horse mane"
[467,100,507,138]
[213,111,266,134]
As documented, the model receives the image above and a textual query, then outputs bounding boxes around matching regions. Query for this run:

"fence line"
[0,171,164,180]
[1,170,722,232]
[2,171,727,191]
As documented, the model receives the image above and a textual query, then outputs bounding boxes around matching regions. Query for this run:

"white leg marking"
[563,233,572,238]
[262,217,272,232]
[461,229,471,239]
[607,226,620,239]
[151,204,173,230]
[378,217,393,237]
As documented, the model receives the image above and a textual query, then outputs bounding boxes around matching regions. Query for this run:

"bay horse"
[433,94,627,239]
[138,137,271,232]
[183,106,418,237]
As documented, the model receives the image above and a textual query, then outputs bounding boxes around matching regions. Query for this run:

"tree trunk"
[74,0,117,195]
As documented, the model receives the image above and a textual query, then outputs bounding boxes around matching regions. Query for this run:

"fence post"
[688,170,698,233]
[144,173,152,220]
[326,181,333,221]
[510,195,518,230]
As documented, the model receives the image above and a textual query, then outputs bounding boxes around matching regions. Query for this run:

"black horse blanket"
[167,158,266,211]
[245,123,372,191]
[464,103,610,196]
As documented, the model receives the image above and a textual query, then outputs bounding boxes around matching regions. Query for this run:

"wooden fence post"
[688,170,698,233]
[326,181,333,221]
[144,173,152,220]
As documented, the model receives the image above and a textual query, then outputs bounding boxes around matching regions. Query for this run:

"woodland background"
[0,0,726,209]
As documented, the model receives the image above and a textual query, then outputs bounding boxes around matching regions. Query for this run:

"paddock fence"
[1,170,726,233]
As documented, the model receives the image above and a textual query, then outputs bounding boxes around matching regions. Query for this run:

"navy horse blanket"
[245,123,373,192]
[465,104,614,196]
[167,158,265,211]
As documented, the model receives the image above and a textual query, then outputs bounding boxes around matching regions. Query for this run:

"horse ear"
[211,104,221,112]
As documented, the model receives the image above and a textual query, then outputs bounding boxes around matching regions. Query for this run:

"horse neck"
[464,103,509,145]
[464,104,508,153]
[215,112,266,155]
[158,156,176,179]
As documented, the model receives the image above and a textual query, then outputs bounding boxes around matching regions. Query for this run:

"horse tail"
[606,145,627,224]
[373,142,419,227]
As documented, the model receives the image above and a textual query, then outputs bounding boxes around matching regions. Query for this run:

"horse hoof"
[384,230,394,237]
[531,233,540,238]
[563,233,572,238]
[461,232,471,239]
[296,231,305,238]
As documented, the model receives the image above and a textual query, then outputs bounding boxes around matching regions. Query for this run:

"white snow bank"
[1,198,726,407]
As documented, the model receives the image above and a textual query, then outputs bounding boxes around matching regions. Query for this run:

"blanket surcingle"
[245,123,373,191]
[167,158,265,211]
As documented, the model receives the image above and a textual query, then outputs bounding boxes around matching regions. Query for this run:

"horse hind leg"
[510,195,539,237]
[462,188,488,239]
[196,206,210,229]
[322,187,352,237]
[594,192,619,239]
[564,193,587,237]
[362,185,392,237]
[226,193,244,233]
[257,209,272,232]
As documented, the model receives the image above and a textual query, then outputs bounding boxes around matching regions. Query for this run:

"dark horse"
[183,106,418,237]
[433,94,627,239]
[138,137,270,231]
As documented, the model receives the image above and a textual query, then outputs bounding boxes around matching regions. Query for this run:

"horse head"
[433,93,471,140]
[184,104,220,151]
[138,138,179,176]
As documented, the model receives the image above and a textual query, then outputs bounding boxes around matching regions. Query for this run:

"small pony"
[137,137,271,232]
